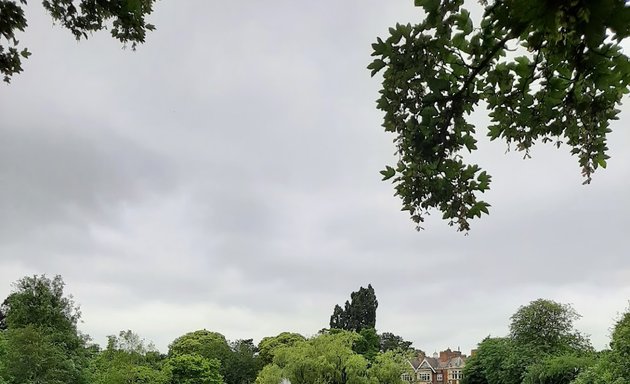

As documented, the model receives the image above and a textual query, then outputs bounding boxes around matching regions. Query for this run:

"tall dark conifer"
[329,284,378,332]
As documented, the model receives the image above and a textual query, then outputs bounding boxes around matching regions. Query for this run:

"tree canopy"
[462,298,596,384]
[379,332,414,353]
[329,285,378,332]
[257,332,306,366]
[0,275,90,384]
[371,0,630,231]
[572,308,630,384]
[88,330,167,384]
[0,0,157,82]
[255,331,408,384]
[509,299,591,355]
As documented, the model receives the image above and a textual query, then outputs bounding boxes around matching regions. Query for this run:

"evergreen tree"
[329,285,378,332]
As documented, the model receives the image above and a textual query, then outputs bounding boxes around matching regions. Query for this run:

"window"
[437,374,443,381]
[401,373,412,382]
[449,370,462,380]
[418,372,432,382]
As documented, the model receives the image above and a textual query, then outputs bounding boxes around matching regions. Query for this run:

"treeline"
[461,299,630,384]
[1,275,628,384]
[0,276,415,384]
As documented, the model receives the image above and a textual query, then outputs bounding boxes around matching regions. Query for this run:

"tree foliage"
[0,275,89,384]
[165,354,223,384]
[371,0,630,231]
[329,285,378,332]
[353,328,380,361]
[509,299,591,355]
[168,330,261,384]
[168,330,232,365]
[466,337,530,384]
[379,332,414,353]
[573,307,630,384]
[463,299,594,384]
[256,331,407,384]
[0,0,157,82]
[522,354,592,384]
[88,330,167,384]
[223,339,262,384]
[257,332,306,366]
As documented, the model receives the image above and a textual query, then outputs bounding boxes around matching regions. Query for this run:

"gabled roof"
[409,350,467,373]
[412,357,438,373]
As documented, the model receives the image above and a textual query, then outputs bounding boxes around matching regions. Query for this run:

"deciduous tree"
[165,354,223,384]
[258,332,306,366]
[509,299,591,355]
[379,332,414,353]
[223,339,262,384]
[573,307,630,384]
[0,275,89,384]
[0,0,157,82]
[88,330,167,384]
[256,331,406,384]
[371,0,630,231]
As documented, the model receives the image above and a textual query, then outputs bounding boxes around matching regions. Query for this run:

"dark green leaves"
[0,0,157,82]
[372,0,630,231]
[380,166,395,181]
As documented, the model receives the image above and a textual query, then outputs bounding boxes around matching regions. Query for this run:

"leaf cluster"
[0,0,156,82]
[371,0,630,231]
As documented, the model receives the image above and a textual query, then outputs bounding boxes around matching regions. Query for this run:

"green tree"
[461,353,488,384]
[169,330,231,364]
[573,308,630,384]
[257,332,306,366]
[522,354,592,384]
[353,328,380,361]
[379,332,414,353]
[259,331,362,384]
[255,365,283,384]
[329,285,378,332]
[331,304,348,330]
[0,275,89,384]
[0,300,6,331]
[368,350,412,384]
[164,354,223,384]
[0,0,157,82]
[0,331,8,384]
[88,330,167,384]
[509,299,591,355]
[1,274,81,332]
[472,337,529,384]
[223,339,263,384]
[257,331,407,384]
[2,325,88,384]
[464,299,593,384]
[371,0,630,231]
[169,330,261,384]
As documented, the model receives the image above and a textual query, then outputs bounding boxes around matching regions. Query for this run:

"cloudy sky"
[1,1,629,355]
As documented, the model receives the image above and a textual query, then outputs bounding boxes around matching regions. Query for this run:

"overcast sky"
[1,1,629,355]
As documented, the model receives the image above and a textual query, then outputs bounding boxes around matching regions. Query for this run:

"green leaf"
[367,59,386,76]
[380,166,396,181]
[415,0,439,13]
[427,77,450,92]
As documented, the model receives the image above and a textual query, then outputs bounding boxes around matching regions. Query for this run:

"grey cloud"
[0,123,177,249]
[1,0,629,356]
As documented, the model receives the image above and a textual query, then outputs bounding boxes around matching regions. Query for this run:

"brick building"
[401,348,466,384]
